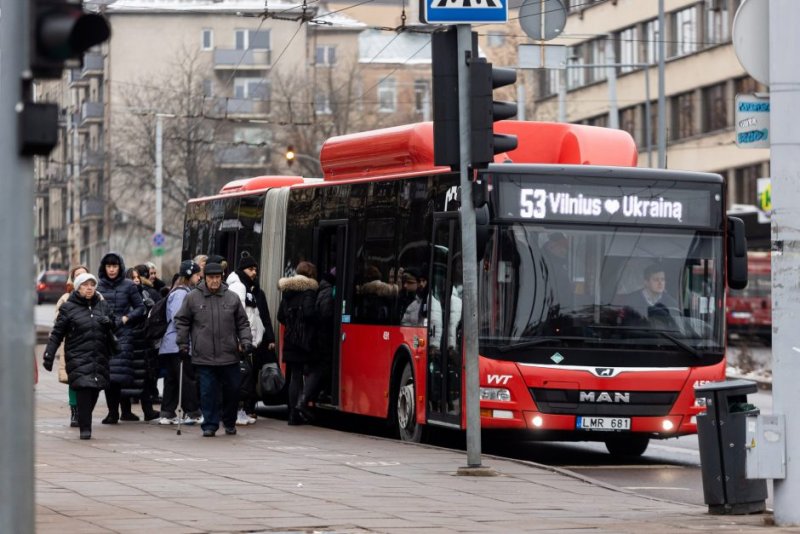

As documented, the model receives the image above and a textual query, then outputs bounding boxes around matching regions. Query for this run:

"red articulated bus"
[726,251,771,344]
[183,121,748,456]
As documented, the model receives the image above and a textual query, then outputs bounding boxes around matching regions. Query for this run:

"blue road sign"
[421,0,508,24]
[152,233,165,246]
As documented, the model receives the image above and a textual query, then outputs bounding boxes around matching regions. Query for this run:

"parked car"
[36,270,68,304]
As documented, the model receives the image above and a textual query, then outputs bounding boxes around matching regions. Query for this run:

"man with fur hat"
[175,262,253,437]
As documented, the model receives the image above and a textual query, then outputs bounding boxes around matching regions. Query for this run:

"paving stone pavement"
[34,360,795,533]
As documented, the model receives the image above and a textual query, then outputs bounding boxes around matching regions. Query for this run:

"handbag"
[239,354,255,399]
[256,362,285,399]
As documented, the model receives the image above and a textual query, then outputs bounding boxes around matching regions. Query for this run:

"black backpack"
[144,287,188,342]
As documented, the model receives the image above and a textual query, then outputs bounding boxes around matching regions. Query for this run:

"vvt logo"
[487,374,512,385]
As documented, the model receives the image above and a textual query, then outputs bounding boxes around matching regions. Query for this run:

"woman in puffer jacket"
[43,273,115,440]
[277,261,319,425]
[96,252,145,424]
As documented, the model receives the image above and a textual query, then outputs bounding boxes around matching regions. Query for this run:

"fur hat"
[74,273,98,289]
[179,260,201,277]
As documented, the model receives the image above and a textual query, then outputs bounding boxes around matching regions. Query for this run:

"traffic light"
[30,0,111,79]
[469,58,518,167]
[286,145,295,166]
[432,27,460,168]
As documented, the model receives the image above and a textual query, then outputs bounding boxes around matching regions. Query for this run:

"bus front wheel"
[395,362,423,443]
[604,436,650,457]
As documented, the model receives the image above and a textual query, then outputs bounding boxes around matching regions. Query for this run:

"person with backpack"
[156,260,203,425]
[277,261,319,425]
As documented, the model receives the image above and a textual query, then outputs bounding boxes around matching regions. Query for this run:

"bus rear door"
[314,220,349,406]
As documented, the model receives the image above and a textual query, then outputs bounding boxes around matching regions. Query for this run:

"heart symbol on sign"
[604,199,620,215]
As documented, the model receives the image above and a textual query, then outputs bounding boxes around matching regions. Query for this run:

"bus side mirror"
[475,203,490,256]
[727,216,748,290]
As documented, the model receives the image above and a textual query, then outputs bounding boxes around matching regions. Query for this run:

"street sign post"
[735,93,770,148]
[420,0,507,24]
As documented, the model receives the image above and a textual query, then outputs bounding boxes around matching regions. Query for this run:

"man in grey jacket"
[175,263,253,437]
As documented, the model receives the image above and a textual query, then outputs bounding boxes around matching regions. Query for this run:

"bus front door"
[426,215,463,428]
[314,220,349,407]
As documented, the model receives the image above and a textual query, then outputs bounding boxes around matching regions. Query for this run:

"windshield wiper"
[495,337,563,353]
[654,331,703,359]
[493,335,606,353]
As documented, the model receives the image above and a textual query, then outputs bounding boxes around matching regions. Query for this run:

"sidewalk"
[35,367,793,533]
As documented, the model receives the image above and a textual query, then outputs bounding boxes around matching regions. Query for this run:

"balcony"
[82,52,104,76]
[213,48,271,70]
[48,227,68,244]
[80,101,104,126]
[80,148,104,171]
[68,68,88,87]
[214,145,267,168]
[80,196,105,219]
[213,97,270,117]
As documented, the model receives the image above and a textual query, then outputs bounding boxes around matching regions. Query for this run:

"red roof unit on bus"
[320,121,638,181]
[218,175,305,194]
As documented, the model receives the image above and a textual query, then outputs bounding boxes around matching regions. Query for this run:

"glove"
[242,343,255,357]
[178,347,190,364]
[43,354,53,372]
[96,315,112,327]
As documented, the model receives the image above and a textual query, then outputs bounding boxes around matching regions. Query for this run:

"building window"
[234,77,269,99]
[645,19,660,64]
[732,164,761,205]
[706,0,731,45]
[581,114,608,128]
[735,75,765,95]
[618,26,638,72]
[567,45,585,89]
[619,106,640,145]
[671,91,696,140]
[414,80,429,115]
[202,78,213,98]
[590,39,607,83]
[315,45,336,66]
[235,29,270,50]
[202,29,213,51]
[233,126,270,145]
[315,92,332,115]
[377,78,396,113]
[702,82,728,133]
[670,6,698,57]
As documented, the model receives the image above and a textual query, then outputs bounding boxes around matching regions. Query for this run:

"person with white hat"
[43,273,116,440]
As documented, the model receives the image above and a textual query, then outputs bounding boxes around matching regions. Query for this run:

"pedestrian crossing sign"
[421,0,508,24]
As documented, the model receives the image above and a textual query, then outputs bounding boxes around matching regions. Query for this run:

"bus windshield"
[478,224,724,359]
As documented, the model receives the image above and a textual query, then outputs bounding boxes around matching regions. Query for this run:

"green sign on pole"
[152,246,165,257]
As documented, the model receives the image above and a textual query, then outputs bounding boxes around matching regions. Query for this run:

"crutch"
[176,358,185,436]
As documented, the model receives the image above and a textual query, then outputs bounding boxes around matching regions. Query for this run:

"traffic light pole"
[0,0,36,532]
[455,24,483,470]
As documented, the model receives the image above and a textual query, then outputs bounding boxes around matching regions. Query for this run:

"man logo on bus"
[596,367,614,377]
[579,391,631,403]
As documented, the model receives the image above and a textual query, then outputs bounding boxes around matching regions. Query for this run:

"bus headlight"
[662,420,675,431]
[480,387,511,402]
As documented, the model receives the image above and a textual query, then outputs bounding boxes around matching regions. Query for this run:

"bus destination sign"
[496,178,716,227]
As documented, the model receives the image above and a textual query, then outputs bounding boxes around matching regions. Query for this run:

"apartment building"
[532,0,769,207]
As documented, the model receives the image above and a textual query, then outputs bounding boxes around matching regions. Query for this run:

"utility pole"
[769,0,800,525]
[0,1,36,532]
[657,0,667,168]
[155,113,165,276]
[456,23,482,469]
[605,36,618,129]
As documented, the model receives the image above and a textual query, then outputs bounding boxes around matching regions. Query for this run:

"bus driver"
[619,263,679,327]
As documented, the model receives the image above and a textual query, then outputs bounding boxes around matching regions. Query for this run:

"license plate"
[576,416,631,431]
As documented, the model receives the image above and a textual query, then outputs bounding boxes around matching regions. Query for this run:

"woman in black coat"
[43,273,115,440]
[96,252,145,423]
[277,261,319,425]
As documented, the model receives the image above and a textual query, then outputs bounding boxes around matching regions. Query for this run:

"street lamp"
[154,112,176,275]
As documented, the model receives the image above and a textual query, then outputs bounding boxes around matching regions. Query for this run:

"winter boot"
[70,405,78,428]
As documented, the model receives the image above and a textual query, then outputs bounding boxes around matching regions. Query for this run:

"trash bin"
[694,379,767,514]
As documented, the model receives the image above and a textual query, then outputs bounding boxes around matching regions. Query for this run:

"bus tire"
[604,436,650,457]
[395,362,423,443]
